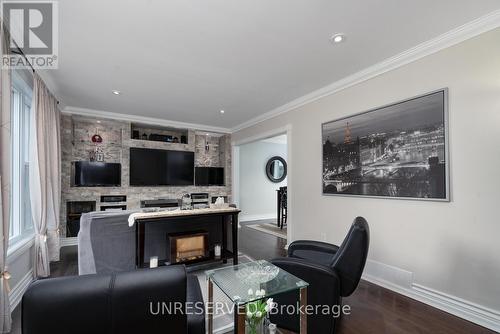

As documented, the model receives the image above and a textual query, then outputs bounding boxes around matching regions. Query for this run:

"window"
[9,72,34,246]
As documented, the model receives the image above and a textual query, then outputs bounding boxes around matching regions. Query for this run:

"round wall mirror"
[266,156,287,183]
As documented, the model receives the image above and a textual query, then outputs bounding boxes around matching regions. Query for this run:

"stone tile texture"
[60,114,231,237]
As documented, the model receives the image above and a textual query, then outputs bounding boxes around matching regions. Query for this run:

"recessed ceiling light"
[112,90,121,95]
[220,110,225,114]
[330,33,345,44]
[97,120,101,123]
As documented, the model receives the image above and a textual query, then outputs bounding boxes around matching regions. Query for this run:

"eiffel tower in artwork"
[344,122,352,144]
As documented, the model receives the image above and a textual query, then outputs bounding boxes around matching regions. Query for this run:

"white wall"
[239,140,287,221]
[232,29,500,329]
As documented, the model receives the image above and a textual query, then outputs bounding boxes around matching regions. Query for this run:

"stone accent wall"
[60,114,232,237]
[195,134,224,167]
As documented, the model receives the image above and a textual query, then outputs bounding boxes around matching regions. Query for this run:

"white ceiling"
[40,0,500,130]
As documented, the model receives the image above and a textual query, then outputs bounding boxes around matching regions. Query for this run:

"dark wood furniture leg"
[281,203,287,230]
[222,215,227,264]
[136,221,146,268]
[300,287,307,333]
[232,213,239,265]
[276,189,282,228]
[207,278,214,333]
[235,304,246,334]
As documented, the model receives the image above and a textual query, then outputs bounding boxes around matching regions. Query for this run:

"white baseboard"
[239,213,275,222]
[363,259,413,288]
[362,259,500,332]
[412,284,500,332]
[9,269,34,311]
[60,237,78,247]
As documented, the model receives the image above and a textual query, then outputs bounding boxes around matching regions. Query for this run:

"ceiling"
[40,0,500,131]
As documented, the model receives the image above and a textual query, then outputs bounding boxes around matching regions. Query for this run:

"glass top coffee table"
[206,260,309,334]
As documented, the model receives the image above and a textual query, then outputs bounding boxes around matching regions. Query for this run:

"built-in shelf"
[131,122,189,145]
[128,138,190,150]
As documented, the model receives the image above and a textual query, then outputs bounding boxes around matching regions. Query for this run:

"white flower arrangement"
[245,289,277,334]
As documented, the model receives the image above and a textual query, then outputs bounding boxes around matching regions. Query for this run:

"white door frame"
[231,124,293,244]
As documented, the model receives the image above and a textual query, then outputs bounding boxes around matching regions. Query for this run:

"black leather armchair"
[270,216,370,334]
[22,265,205,334]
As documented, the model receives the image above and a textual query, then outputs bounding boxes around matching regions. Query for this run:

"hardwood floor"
[337,280,493,334]
[10,225,494,334]
[50,244,79,277]
[239,221,287,260]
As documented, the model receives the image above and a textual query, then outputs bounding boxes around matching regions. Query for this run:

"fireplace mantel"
[134,208,240,268]
[128,207,240,226]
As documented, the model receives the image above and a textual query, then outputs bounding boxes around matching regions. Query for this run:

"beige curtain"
[0,21,12,333]
[30,74,61,277]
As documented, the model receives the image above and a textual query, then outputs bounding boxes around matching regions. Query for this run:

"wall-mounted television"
[129,148,194,186]
[72,161,121,187]
[195,167,224,186]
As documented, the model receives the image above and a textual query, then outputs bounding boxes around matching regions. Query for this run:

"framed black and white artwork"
[322,89,449,201]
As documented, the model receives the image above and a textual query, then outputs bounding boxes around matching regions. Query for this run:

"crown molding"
[62,106,232,133]
[62,10,500,134]
[230,9,500,133]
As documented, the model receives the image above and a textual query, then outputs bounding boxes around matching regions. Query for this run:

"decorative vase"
[245,319,265,334]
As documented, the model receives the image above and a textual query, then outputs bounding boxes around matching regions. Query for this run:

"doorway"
[232,126,292,243]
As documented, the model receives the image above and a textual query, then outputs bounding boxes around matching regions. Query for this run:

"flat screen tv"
[129,148,194,186]
[72,161,121,187]
[195,167,224,186]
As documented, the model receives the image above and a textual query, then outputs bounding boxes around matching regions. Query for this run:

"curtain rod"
[10,48,35,73]
[9,47,60,105]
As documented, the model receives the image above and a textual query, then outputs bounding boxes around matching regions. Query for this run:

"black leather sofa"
[22,265,205,334]
[270,216,370,334]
